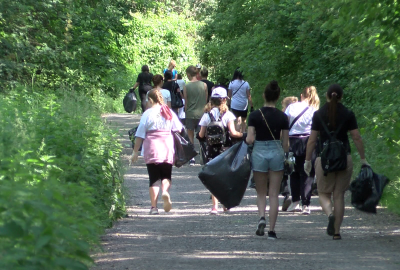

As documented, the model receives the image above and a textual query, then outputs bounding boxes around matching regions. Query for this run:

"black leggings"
[290,155,315,206]
[139,89,148,113]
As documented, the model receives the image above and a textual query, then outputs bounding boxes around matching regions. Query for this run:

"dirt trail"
[93,113,400,270]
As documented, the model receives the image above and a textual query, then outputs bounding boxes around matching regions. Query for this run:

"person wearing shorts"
[183,65,208,166]
[246,80,289,240]
[228,69,253,132]
[131,89,183,215]
[304,84,369,240]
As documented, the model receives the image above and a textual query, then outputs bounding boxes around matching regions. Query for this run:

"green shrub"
[0,88,125,269]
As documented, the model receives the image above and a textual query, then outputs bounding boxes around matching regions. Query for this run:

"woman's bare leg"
[149,180,161,208]
[318,192,333,216]
[332,191,345,234]
[254,171,269,218]
[268,170,284,231]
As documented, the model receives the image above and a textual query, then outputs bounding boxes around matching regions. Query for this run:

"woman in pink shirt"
[131,89,183,215]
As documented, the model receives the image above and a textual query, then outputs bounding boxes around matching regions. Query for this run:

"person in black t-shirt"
[200,67,214,101]
[132,65,153,113]
[246,80,289,239]
[162,70,182,115]
[304,84,369,240]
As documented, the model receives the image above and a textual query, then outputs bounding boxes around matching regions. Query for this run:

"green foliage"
[200,0,400,213]
[0,0,130,95]
[0,89,125,269]
[120,12,202,78]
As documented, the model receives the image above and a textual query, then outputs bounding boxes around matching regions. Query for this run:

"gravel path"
[93,113,400,270]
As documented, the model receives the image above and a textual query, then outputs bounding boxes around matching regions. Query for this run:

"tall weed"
[0,87,125,269]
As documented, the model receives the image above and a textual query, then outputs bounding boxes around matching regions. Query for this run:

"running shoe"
[189,158,195,166]
[281,195,292,211]
[162,192,172,212]
[256,217,266,236]
[302,205,311,215]
[209,208,218,215]
[268,231,277,240]
[149,207,159,215]
[287,201,301,212]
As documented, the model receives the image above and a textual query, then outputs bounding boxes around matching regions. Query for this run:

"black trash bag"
[123,88,137,113]
[173,128,197,168]
[349,165,389,214]
[128,126,142,151]
[198,141,251,209]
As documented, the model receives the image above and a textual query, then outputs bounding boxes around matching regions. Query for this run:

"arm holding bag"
[198,141,251,209]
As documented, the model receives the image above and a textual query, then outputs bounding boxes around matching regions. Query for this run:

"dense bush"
[0,89,125,269]
[199,0,400,213]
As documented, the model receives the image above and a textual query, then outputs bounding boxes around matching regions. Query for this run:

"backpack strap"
[207,112,216,122]
[232,81,246,98]
[317,112,349,140]
[289,107,309,131]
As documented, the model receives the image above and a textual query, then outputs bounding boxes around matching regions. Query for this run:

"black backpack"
[318,113,349,176]
[206,112,225,146]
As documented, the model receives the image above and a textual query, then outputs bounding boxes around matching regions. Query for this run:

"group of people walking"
[130,61,369,241]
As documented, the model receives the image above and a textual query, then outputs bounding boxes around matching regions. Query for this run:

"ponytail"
[302,86,320,109]
[326,84,343,128]
[147,89,164,105]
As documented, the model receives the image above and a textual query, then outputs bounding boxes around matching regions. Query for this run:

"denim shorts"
[251,140,284,172]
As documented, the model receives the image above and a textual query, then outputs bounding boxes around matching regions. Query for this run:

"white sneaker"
[287,201,301,212]
[209,208,218,215]
[302,205,311,215]
[162,192,172,212]
[149,207,159,215]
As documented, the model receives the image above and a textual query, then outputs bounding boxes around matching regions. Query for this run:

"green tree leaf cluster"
[199,0,400,213]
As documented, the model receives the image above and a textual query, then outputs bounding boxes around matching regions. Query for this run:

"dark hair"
[164,70,173,80]
[177,74,182,80]
[200,67,208,78]
[186,65,197,78]
[264,80,280,102]
[232,68,243,81]
[141,65,149,73]
[327,84,344,128]
[152,74,163,87]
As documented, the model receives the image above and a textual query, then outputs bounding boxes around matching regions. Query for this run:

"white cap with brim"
[211,87,228,99]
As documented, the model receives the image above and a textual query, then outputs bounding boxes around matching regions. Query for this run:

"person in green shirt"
[183,65,208,166]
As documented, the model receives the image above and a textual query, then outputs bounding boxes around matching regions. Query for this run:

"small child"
[280,96,298,211]
[281,96,298,112]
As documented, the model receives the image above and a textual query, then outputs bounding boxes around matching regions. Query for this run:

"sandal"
[327,214,335,236]
[333,234,342,240]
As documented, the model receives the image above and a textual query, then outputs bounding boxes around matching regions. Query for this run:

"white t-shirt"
[229,80,251,110]
[146,89,171,105]
[199,107,236,128]
[176,79,185,93]
[285,101,316,136]
[178,99,185,119]
[135,105,183,139]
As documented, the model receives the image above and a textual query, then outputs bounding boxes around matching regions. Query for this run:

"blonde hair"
[302,86,320,109]
[147,89,164,105]
[203,97,228,115]
[168,60,176,70]
[281,96,298,112]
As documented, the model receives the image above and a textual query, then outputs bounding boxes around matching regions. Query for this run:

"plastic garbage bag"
[173,128,197,168]
[123,88,137,113]
[349,165,389,214]
[198,141,251,209]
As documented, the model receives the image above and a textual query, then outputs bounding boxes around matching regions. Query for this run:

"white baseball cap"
[211,87,228,99]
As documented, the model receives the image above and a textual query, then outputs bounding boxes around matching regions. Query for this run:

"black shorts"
[231,108,248,119]
[146,163,172,187]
